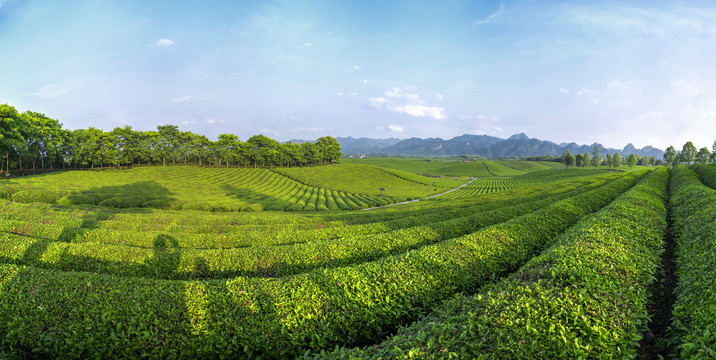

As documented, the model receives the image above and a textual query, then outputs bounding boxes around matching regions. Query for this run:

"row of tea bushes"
[0,171,644,358]
[0,174,618,280]
[315,167,667,359]
[667,165,716,358]
[691,163,716,190]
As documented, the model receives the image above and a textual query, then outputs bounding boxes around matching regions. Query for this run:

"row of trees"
[663,141,716,168]
[0,104,341,173]
[560,145,656,170]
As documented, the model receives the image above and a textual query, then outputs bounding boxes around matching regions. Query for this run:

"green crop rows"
[1,162,715,359]
[442,168,614,198]
[667,165,716,358]
[0,165,451,212]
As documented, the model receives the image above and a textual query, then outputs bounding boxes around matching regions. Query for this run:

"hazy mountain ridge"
[336,133,664,158]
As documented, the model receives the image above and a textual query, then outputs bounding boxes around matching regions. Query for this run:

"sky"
[1,0,715,150]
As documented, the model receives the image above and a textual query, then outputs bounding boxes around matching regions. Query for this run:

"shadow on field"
[220,184,292,211]
[59,181,178,209]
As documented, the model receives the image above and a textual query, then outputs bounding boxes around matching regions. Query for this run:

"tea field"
[0,162,714,359]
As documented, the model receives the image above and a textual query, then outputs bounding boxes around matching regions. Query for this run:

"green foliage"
[315,168,667,359]
[668,165,716,358]
[0,171,645,358]
[0,167,409,211]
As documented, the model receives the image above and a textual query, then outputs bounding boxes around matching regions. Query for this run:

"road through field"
[362,177,477,210]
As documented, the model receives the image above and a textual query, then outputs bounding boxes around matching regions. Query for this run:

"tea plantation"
[0,162,714,359]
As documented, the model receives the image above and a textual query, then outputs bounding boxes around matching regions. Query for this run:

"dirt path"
[361,177,477,211]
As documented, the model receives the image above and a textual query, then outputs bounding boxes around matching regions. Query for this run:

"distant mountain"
[380,134,503,156]
[335,133,664,159]
[335,137,402,155]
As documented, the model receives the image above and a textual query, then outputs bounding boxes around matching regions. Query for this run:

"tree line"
[560,145,659,170]
[0,104,341,174]
[663,141,716,168]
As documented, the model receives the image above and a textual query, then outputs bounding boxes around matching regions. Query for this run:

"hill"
[338,133,664,158]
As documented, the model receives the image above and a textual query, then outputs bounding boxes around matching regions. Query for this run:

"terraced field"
[0,165,457,212]
[442,168,613,198]
[342,157,562,177]
[0,164,714,359]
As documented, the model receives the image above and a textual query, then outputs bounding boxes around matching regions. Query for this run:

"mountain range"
[335,133,664,159]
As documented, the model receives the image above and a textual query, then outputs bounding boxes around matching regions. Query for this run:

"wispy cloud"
[154,38,176,47]
[298,126,332,132]
[171,95,191,104]
[21,83,71,98]
[474,3,504,25]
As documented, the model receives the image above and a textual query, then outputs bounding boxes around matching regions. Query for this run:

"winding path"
[361,177,477,211]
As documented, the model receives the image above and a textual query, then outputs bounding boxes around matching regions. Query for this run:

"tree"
[605,154,613,169]
[591,145,601,167]
[0,104,29,174]
[612,153,622,170]
[316,136,342,163]
[664,146,677,168]
[111,126,136,167]
[575,153,584,167]
[157,125,180,166]
[681,141,697,165]
[561,150,575,168]
[583,152,591,168]
[216,134,240,167]
[247,135,280,167]
[712,141,716,164]
[696,147,711,164]
[627,154,638,169]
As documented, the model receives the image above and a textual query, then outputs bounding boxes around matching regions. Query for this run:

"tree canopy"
[0,104,341,173]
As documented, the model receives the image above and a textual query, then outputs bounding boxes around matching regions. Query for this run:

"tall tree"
[605,154,613,169]
[627,153,638,169]
[583,152,591,168]
[591,145,602,168]
[316,136,342,164]
[664,146,677,168]
[575,153,584,167]
[157,125,180,166]
[561,150,575,168]
[0,104,28,174]
[681,141,697,165]
[612,153,622,170]
[696,147,711,164]
[216,133,240,167]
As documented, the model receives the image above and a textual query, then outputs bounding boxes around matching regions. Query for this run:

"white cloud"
[171,95,191,104]
[369,97,389,108]
[436,93,444,100]
[384,87,420,101]
[362,79,368,84]
[369,87,447,120]
[353,65,360,71]
[474,3,504,25]
[559,88,570,94]
[155,38,176,47]
[392,104,447,120]
[206,118,216,124]
[304,42,312,47]
[21,83,71,98]
[298,126,332,132]
[388,124,403,132]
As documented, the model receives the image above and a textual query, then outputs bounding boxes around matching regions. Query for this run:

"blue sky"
[1,0,715,150]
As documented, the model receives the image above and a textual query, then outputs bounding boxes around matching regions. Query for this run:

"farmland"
[0,161,715,359]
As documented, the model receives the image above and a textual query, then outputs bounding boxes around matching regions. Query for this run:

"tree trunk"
[163,157,166,166]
